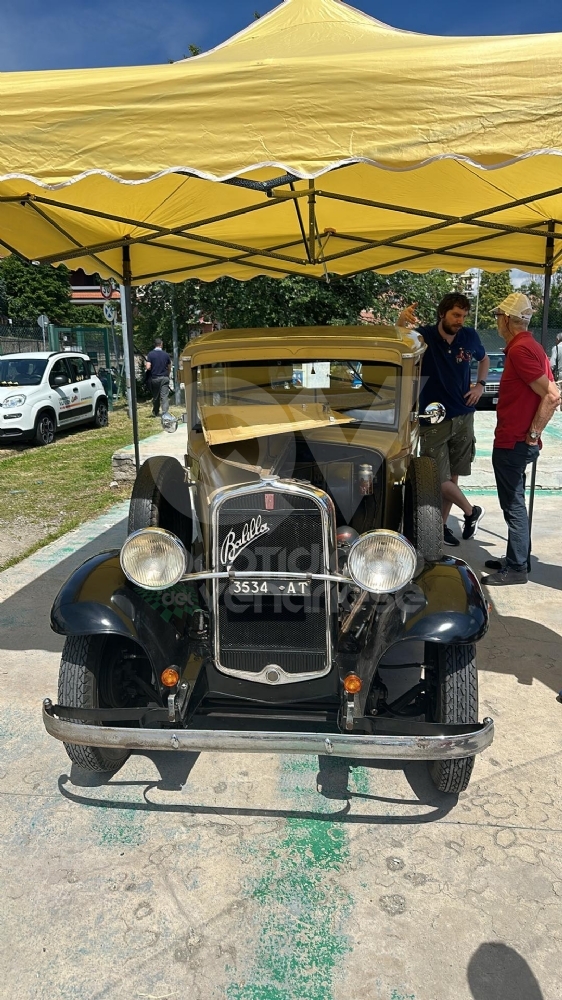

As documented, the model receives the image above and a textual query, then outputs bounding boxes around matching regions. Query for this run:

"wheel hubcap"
[40,418,54,443]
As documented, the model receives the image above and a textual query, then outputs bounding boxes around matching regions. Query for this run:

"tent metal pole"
[308,180,316,263]
[527,220,554,572]
[541,220,555,347]
[527,459,538,574]
[121,246,141,474]
[119,284,133,420]
[171,298,181,407]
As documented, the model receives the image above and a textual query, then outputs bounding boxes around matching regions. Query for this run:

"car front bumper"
[43,699,494,761]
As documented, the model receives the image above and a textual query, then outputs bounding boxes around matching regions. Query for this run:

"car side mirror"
[50,374,69,387]
[419,402,446,424]
[161,412,178,433]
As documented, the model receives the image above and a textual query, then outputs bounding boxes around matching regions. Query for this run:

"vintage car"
[43,325,493,795]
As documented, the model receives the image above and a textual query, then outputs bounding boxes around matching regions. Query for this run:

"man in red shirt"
[482,293,560,586]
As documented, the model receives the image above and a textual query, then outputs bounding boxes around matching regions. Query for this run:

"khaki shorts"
[420,412,475,483]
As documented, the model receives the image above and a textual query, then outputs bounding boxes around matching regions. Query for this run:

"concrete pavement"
[1,416,561,1000]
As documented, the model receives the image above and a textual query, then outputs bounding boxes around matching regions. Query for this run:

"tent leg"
[541,220,555,347]
[526,459,537,574]
[121,247,141,474]
[528,220,555,569]
[172,300,181,407]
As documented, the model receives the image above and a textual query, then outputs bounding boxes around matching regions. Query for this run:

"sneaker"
[481,567,528,586]
[463,505,485,540]
[443,525,460,547]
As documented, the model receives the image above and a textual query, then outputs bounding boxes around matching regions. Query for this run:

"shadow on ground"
[467,943,544,1000]
[0,518,127,652]
[57,753,457,826]
[459,522,562,593]
[479,614,562,694]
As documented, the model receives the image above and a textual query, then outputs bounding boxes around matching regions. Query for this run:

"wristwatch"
[529,430,539,441]
[477,380,486,387]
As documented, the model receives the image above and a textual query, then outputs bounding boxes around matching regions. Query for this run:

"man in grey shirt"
[550,332,562,380]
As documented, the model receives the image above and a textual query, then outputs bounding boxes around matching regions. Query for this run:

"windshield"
[0,358,47,387]
[488,354,505,370]
[197,360,400,444]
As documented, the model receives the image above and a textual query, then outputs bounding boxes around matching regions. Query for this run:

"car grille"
[484,382,500,394]
[213,486,332,679]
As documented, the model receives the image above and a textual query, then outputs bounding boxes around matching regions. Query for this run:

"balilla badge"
[220,515,271,567]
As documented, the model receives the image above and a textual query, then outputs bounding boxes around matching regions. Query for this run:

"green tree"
[0,271,8,318]
[195,270,456,330]
[132,270,459,344]
[475,270,514,329]
[0,256,76,325]
[133,281,200,354]
[520,270,562,330]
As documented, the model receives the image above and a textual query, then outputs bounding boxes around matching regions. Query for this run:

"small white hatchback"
[0,351,109,446]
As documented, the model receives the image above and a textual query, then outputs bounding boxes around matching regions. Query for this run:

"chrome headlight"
[120,527,187,590]
[2,394,26,407]
[347,529,417,594]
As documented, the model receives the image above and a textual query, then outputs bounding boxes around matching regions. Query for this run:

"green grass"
[0,402,156,571]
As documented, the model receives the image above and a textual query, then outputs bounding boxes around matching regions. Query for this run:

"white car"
[0,351,109,446]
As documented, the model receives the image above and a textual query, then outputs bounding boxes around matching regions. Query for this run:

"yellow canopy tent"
[1,0,561,469]
[1,0,561,285]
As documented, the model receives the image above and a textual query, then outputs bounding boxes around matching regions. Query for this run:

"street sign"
[37,314,49,329]
[103,302,116,323]
[100,281,113,299]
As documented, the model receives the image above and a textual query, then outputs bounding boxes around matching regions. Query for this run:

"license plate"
[228,579,310,596]
[493,396,498,404]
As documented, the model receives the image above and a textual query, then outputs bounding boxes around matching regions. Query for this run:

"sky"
[1,0,561,72]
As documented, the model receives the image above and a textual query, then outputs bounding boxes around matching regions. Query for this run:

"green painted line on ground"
[464,487,562,496]
[91,804,147,848]
[227,756,357,1000]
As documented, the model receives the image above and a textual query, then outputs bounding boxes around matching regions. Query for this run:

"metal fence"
[0,327,43,354]
[49,325,125,366]
[479,328,561,356]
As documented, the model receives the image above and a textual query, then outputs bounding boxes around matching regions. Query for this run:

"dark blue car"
[471,351,505,409]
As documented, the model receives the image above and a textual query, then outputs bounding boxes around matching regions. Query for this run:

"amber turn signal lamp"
[161,668,180,688]
[343,673,362,694]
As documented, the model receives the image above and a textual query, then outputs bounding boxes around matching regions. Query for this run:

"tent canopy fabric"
[1,0,561,282]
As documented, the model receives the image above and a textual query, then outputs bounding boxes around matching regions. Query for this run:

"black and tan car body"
[45,326,493,772]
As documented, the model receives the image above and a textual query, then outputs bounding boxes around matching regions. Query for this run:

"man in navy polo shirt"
[145,338,172,417]
[399,293,489,546]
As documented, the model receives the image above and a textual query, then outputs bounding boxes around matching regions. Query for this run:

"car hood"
[0,384,41,402]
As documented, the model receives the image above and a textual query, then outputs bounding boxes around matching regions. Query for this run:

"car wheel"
[426,642,478,794]
[57,634,153,773]
[93,399,109,428]
[128,455,194,549]
[403,456,443,562]
[34,412,56,446]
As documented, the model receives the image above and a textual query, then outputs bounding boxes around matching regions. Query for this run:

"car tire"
[93,398,109,428]
[58,635,136,773]
[128,455,193,548]
[426,642,478,794]
[403,456,443,562]
[34,411,56,446]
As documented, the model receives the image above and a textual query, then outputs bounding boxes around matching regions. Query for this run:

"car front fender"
[395,556,488,646]
[353,557,488,716]
[51,551,198,673]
